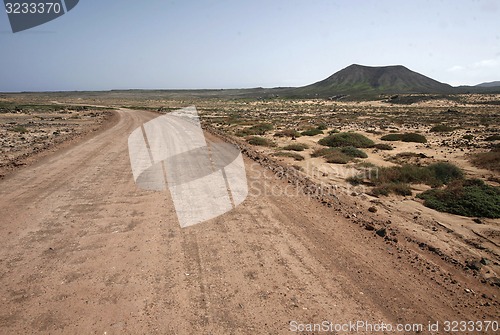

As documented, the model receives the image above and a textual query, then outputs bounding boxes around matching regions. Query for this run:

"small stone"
[368,206,377,213]
[376,228,387,237]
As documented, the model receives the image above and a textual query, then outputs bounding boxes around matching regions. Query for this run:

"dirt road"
[0,109,497,334]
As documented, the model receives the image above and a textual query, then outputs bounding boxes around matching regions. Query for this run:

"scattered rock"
[365,224,375,231]
[480,258,490,266]
[376,228,387,237]
[368,206,377,213]
[465,260,482,271]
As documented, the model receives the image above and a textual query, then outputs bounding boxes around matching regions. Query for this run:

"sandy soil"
[0,107,111,178]
[0,108,498,334]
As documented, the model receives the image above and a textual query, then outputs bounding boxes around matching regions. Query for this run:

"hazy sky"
[1,0,499,91]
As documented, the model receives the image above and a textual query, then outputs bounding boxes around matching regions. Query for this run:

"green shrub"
[374,143,393,150]
[247,136,275,147]
[274,129,300,138]
[427,162,464,185]
[430,124,455,132]
[381,133,427,143]
[328,129,340,134]
[282,143,309,151]
[485,134,500,141]
[274,151,305,161]
[301,128,324,136]
[325,151,352,164]
[417,179,500,218]
[380,133,402,141]
[372,183,412,196]
[340,146,368,158]
[401,133,427,143]
[463,134,474,140]
[370,163,463,187]
[318,132,375,148]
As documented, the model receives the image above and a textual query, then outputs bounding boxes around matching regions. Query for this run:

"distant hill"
[476,81,500,88]
[291,64,455,97]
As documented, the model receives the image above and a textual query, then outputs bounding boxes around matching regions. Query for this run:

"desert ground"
[0,93,499,334]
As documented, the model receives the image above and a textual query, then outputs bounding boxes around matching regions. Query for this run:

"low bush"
[401,133,427,143]
[430,124,455,132]
[427,162,464,185]
[381,133,427,143]
[301,128,323,136]
[325,151,352,164]
[373,143,393,150]
[417,179,500,218]
[311,147,336,157]
[463,134,474,140]
[380,133,402,141]
[282,143,309,151]
[371,162,463,187]
[274,151,305,161]
[274,129,300,138]
[340,146,368,158]
[247,136,275,147]
[318,132,375,148]
[316,123,328,131]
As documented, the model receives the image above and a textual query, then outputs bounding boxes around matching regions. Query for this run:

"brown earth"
[0,108,498,334]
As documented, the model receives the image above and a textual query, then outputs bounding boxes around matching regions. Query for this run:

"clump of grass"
[301,128,323,136]
[339,146,367,158]
[318,132,375,148]
[282,143,309,151]
[237,123,273,136]
[274,151,305,161]
[430,124,455,132]
[274,129,300,138]
[381,133,427,143]
[11,125,28,133]
[373,143,393,150]
[372,183,412,197]
[247,136,275,147]
[417,179,500,218]
[470,147,500,172]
